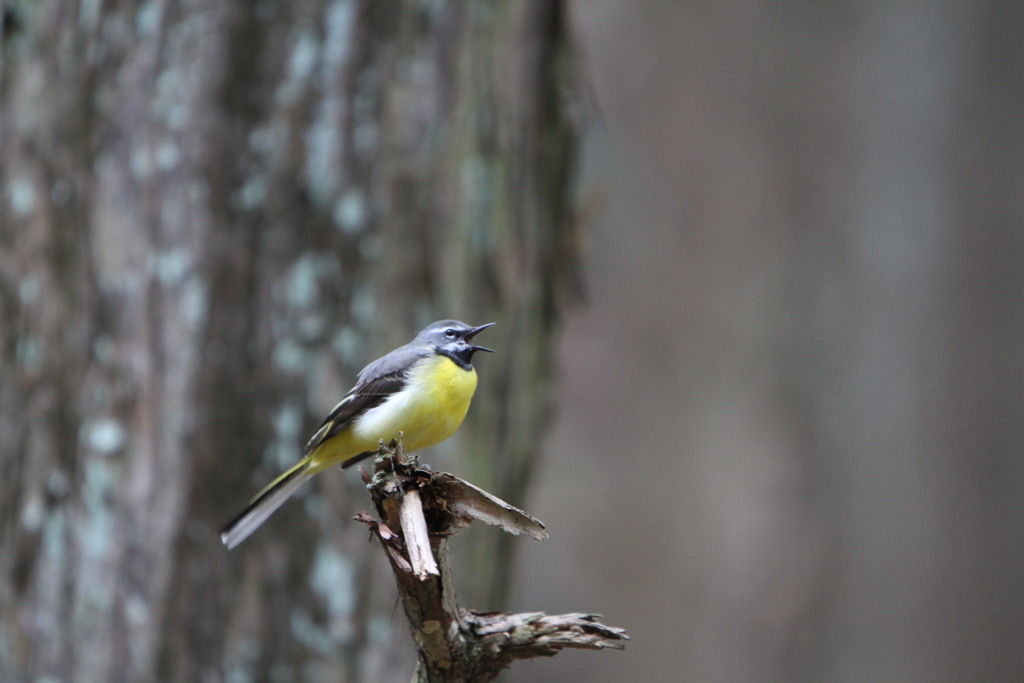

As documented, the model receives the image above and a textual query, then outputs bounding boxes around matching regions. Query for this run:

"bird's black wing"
[302,345,429,457]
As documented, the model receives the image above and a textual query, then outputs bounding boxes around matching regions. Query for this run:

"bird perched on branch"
[221,319,495,549]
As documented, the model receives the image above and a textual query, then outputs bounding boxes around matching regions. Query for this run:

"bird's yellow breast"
[310,353,478,471]
[395,353,478,452]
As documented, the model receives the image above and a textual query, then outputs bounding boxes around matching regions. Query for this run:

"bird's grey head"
[414,320,495,369]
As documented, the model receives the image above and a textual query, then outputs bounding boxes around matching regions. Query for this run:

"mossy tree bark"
[0,2,577,681]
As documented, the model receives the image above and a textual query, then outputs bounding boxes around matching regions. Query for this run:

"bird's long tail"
[220,459,313,549]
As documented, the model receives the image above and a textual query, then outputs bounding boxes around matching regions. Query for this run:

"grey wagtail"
[220,320,495,549]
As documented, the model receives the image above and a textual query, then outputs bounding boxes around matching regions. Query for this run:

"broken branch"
[354,440,628,682]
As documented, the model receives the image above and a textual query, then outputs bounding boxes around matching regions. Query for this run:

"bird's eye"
[444,328,456,338]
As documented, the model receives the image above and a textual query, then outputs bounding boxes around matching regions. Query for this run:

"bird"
[220,319,495,549]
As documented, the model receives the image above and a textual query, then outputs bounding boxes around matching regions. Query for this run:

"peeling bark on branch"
[354,441,628,682]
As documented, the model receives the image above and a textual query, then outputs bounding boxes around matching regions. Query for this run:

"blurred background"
[2,1,1022,682]
[514,3,1024,682]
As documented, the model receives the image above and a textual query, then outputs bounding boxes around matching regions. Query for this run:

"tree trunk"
[0,2,577,681]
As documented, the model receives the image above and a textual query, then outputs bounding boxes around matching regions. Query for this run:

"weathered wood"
[356,442,628,682]
[430,471,549,542]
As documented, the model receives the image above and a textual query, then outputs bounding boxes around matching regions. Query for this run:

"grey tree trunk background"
[1,2,576,681]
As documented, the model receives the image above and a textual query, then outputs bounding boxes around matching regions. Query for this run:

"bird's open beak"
[465,322,496,353]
